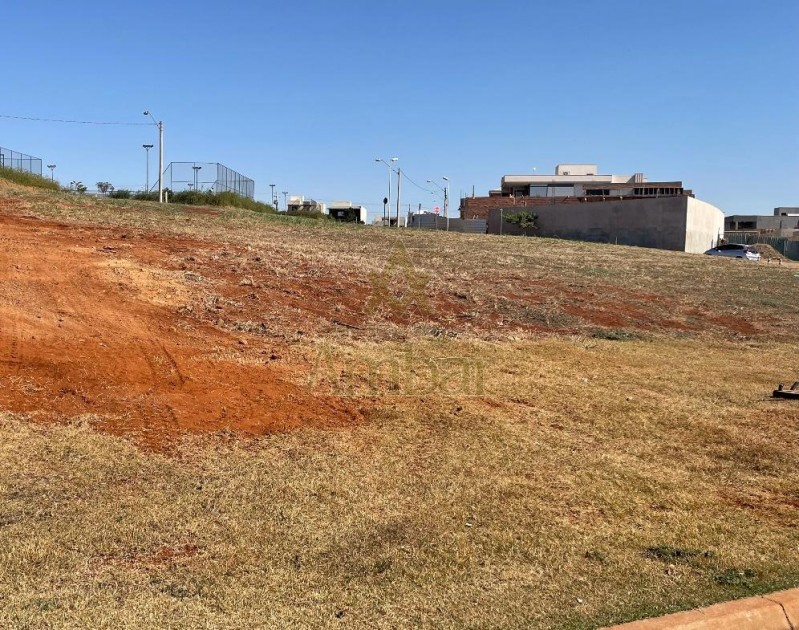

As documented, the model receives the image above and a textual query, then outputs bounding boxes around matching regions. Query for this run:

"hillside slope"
[0,181,797,629]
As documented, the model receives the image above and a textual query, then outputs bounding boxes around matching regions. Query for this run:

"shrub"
[504,210,538,233]
[286,209,330,220]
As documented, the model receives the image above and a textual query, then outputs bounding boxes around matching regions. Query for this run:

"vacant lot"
[0,179,797,629]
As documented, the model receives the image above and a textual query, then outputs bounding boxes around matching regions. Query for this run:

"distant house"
[725,209,799,238]
[461,164,724,254]
[328,201,367,224]
[287,195,327,215]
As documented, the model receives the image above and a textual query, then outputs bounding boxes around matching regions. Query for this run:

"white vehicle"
[704,244,761,261]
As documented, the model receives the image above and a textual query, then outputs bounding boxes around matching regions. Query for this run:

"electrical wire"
[0,113,150,126]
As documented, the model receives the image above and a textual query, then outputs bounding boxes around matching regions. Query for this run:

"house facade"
[461,164,723,254]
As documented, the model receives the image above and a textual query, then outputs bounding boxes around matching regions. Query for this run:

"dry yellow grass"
[0,180,797,628]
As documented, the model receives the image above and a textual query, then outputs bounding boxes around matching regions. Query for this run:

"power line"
[396,169,435,194]
[0,113,150,126]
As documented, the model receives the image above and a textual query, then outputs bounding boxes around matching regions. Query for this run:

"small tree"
[96,181,114,195]
[505,210,538,235]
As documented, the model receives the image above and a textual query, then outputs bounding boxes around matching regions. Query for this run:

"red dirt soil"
[0,215,361,450]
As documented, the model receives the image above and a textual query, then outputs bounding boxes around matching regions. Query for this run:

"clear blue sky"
[2,0,797,219]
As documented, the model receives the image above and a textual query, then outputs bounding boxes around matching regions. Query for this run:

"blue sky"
[2,0,797,219]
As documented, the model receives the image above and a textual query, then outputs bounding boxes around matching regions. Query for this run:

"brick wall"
[459,195,585,220]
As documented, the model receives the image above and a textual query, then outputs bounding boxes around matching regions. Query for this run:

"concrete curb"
[602,587,799,629]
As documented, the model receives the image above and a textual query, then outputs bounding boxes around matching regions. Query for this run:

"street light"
[375,157,398,225]
[46,164,56,181]
[282,191,288,210]
[270,183,276,207]
[192,165,202,191]
[143,111,164,202]
[142,144,153,193]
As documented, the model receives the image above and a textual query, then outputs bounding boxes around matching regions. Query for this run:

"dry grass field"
[0,179,798,629]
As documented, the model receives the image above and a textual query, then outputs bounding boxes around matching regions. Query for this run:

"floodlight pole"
[142,144,153,192]
[282,191,288,209]
[144,111,165,202]
[47,164,56,180]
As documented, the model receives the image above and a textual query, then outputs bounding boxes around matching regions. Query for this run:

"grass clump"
[285,208,330,220]
[168,189,276,213]
[714,568,757,588]
[645,545,713,563]
[0,166,60,191]
[110,189,277,213]
[591,329,639,341]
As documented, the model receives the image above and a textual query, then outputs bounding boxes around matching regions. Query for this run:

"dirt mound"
[751,243,787,261]
[0,215,361,450]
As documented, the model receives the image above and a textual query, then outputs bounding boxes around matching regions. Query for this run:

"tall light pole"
[375,157,398,225]
[142,144,153,193]
[46,164,56,181]
[282,191,288,210]
[192,165,202,191]
[269,184,276,207]
[143,111,164,202]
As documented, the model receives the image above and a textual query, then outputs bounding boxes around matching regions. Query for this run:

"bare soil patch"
[0,215,361,449]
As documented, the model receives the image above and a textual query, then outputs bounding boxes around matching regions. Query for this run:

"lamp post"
[142,144,153,192]
[270,183,276,208]
[46,164,56,181]
[192,165,202,191]
[143,111,164,202]
[375,157,398,225]
[282,191,288,210]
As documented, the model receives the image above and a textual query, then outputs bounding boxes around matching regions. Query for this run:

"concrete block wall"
[485,197,725,253]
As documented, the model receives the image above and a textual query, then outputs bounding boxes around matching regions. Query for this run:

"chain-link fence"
[159,162,255,199]
[0,146,43,175]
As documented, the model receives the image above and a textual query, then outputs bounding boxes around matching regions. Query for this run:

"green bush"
[109,189,132,199]
[163,189,276,213]
[286,209,330,220]
[0,166,60,191]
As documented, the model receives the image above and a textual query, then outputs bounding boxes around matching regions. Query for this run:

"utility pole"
[282,191,288,210]
[396,168,402,228]
[375,157,398,226]
[143,111,164,202]
[443,177,450,231]
[270,183,276,207]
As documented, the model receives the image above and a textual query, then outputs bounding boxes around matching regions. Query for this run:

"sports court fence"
[158,162,255,199]
[0,146,43,175]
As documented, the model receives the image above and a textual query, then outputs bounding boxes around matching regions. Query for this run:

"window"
[530,186,547,197]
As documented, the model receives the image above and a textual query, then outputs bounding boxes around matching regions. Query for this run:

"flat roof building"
[460,164,722,254]
[328,201,368,224]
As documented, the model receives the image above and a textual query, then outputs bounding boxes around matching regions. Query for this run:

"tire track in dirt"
[0,212,363,449]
